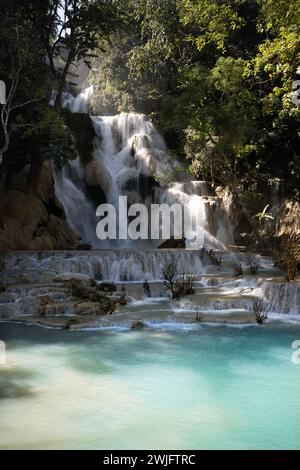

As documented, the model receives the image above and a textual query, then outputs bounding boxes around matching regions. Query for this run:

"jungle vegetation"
[0,0,299,222]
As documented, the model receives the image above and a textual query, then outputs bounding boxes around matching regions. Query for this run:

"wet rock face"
[64,111,96,165]
[214,185,300,247]
[84,160,108,207]
[0,162,80,251]
[121,173,158,201]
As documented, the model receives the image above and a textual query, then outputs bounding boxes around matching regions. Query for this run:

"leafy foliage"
[0,0,121,187]
[90,0,300,200]
[179,0,243,53]
[1,0,300,209]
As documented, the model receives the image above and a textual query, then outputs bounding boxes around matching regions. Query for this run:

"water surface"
[0,323,299,449]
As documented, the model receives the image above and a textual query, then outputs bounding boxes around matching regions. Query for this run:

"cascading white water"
[91,112,178,248]
[53,87,233,249]
[62,85,94,114]
[4,250,205,282]
[54,158,101,246]
[253,281,300,315]
[4,250,299,316]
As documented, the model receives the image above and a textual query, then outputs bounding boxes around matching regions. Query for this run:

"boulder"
[85,160,111,195]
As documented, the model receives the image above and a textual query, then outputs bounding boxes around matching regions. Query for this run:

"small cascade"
[4,250,205,282]
[1,250,299,324]
[160,184,233,247]
[254,281,300,315]
[90,113,176,224]
[168,181,212,196]
[53,87,234,249]
[53,158,102,247]
[62,85,94,114]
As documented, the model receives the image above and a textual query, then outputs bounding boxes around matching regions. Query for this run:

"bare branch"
[10,98,42,113]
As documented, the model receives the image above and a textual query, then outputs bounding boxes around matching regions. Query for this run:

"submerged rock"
[131,320,146,329]
[63,318,80,330]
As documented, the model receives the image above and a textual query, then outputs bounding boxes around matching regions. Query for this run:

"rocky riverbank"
[0,249,299,330]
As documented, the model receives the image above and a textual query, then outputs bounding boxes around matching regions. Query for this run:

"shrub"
[173,276,195,299]
[232,262,243,276]
[162,258,178,298]
[69,279,88,299]
[161,259,194,299]
[253,299,268,324]
[207,249,222,266]
[285,256,298,282]
[272,238,299,281]
[247,258,259,275]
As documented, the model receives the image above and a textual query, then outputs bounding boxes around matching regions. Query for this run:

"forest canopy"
[0,0,299,206]
[90,0,300,199]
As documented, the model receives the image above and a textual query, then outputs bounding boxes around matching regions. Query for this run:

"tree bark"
[54,49,75,110]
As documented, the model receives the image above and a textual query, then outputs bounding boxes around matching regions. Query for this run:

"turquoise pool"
[0,323,299,449]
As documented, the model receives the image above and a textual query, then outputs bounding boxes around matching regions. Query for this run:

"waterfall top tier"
[54,88,234,249]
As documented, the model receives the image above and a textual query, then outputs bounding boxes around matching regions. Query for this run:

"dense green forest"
[0,0,299,222]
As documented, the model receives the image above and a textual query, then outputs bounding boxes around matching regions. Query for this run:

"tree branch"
[10,98,42,113]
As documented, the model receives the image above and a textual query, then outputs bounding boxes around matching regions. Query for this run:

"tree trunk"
[54,50,75,110]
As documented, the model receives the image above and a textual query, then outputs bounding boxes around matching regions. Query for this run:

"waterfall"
[53,87,233,249]
[4,250,205,282]
[254,281,300,315]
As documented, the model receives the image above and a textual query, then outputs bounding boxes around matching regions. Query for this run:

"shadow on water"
[0,367,35,400]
